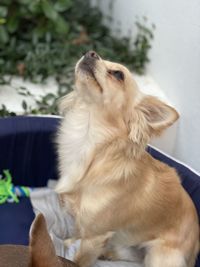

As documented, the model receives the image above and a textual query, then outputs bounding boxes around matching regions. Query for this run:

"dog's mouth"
[78,51,103,92]
[79,51,99,76]
[79,59,96,78]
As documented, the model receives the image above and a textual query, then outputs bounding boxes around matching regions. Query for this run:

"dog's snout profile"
[84,50,99,60]
[77,50,101,80]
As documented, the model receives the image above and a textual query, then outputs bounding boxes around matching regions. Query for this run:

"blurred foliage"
[0,0,155,116]
[0,104,16,117]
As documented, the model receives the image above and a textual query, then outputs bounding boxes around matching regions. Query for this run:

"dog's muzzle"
[78,51,100,75]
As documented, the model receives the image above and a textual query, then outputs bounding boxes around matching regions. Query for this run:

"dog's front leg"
[74,232,113,267]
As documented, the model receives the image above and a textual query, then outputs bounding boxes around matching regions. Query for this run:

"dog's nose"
[84,51,100,60]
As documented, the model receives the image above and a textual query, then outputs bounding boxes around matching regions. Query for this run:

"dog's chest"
[56,109,101,192]
[60,109,92,157]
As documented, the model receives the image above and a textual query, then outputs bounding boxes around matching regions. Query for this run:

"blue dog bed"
[0,116,199,265]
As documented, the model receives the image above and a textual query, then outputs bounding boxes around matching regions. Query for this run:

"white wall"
[93,0,200,173]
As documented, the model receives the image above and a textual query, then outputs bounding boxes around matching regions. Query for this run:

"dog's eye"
[108,70,124,81]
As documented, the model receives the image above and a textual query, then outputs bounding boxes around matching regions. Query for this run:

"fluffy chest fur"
[56,105,115,193]
[56,107,93,193]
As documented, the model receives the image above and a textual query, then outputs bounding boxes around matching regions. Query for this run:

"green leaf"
[22,100,27,111]
[0,18,6,25]
[7,15,19,33]
[42,0,58,21]
[54,0,72,12]
[0,25,9,44]
[18,0,32,4]
[43,93,55,102]
[54,15,69,34]
[0,0,12,5]
[45,31,52,43]
[28,2,41,14]
[0,6,8,17]
[32,26,46,44]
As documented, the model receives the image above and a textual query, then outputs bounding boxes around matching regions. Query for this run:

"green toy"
[0,170,32,204]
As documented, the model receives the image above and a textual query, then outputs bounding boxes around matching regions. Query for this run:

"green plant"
[0,0,155,116]
[0,104,16,117]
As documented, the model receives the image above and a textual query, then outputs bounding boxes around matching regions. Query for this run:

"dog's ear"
[138,96,179,135]
[127,96,179,154]
[29,214,62,267]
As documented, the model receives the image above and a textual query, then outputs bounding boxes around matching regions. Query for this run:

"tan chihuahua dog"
[0,214,77,267]
[56,51,199,267]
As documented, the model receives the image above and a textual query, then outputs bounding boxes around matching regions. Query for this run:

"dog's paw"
[100,251,119,261]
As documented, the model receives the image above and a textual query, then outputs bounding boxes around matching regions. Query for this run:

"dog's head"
[0,214,77,267]
[61,51,179,155]
[74,51,137,108]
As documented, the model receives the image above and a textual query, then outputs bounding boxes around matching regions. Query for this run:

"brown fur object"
[56,51,199,267]
[0,214,77,267]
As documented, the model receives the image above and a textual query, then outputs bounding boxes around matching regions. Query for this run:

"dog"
[0,214,77,267]
[56,51,199,267]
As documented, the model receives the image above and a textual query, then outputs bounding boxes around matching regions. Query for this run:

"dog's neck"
[56,102,123,193]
